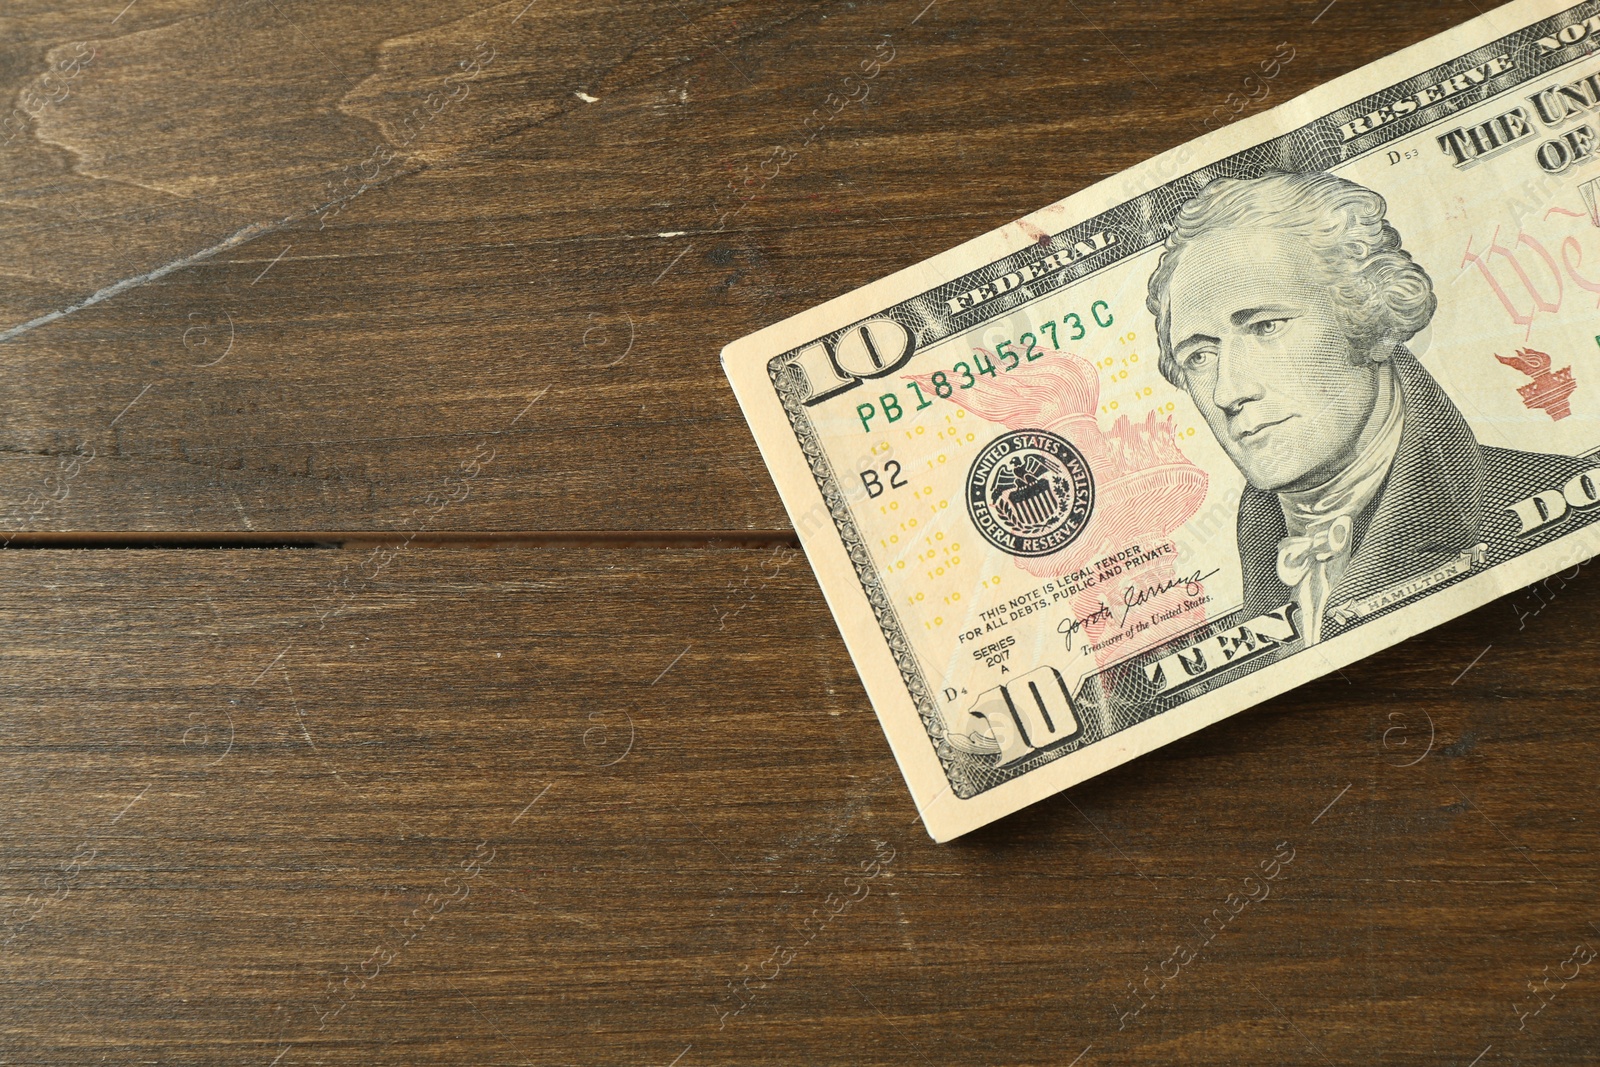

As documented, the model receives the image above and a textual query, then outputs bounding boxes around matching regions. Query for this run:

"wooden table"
[2,1,1594,1063]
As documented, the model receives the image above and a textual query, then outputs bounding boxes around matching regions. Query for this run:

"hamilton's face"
[1166,228,1381,493]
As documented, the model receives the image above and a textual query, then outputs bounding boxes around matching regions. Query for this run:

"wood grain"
[0,0,1515,532]
[5,1,1597,1064]
[1,547,1598,1065]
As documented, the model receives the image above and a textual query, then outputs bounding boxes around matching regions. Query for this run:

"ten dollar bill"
[724,0,1600,841]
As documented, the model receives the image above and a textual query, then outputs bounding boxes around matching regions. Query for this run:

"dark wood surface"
[4,1,1598,1065]
[3,549,1599,1066]
[0,0,1504,533]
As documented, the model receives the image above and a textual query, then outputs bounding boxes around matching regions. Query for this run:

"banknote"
[723,0,1600,841]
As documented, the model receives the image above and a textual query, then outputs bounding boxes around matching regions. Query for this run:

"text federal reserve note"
[723,0,1600,841]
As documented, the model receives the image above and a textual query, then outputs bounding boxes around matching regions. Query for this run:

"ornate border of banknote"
[726,0,1600,840]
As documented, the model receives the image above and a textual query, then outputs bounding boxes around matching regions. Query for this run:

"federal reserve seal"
[965,430,1094,557]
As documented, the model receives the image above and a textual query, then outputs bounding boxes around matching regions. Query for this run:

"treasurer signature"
[1057,568,1219,649]
[1117,568,1217,626]
[1058,602,1114,651]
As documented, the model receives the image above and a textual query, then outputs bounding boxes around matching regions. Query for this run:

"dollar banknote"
[723,0,1600,841]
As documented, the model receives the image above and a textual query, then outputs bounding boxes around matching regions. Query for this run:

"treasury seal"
[965,429,1094,557]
